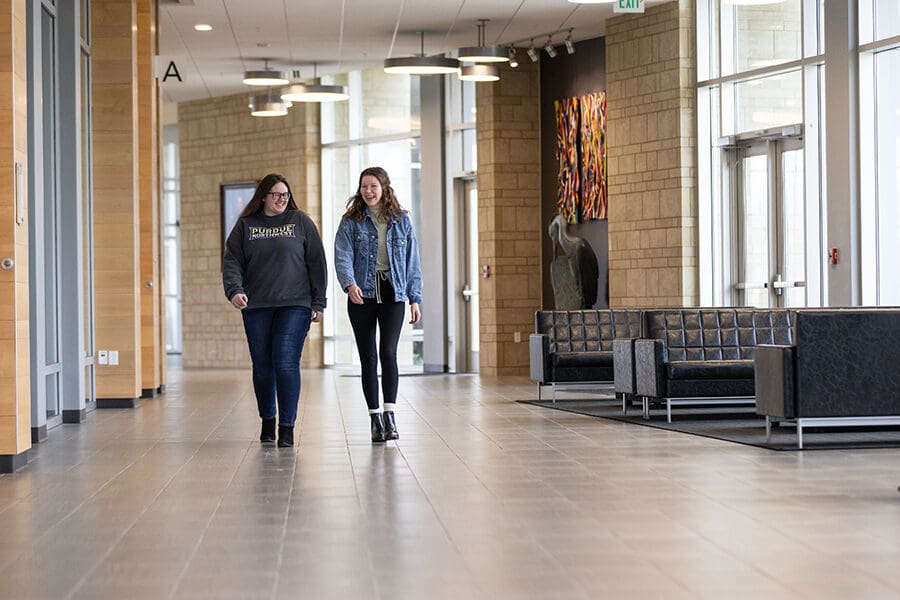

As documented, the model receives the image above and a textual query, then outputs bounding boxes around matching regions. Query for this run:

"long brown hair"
[239,173,298,218]
[343,166,406,222]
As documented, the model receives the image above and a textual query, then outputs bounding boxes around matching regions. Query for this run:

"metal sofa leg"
[666,400,672,423]
[642,397,649,420]
[765,416,771,442]
[537,383,542,402]
[797,419,804,450]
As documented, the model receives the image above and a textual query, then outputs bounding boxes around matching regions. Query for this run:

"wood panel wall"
[0,0,31,465]
[137,0,161,396]
[91,0,142,404]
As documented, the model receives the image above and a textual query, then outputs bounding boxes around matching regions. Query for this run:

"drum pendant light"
[458,19,509,63]
[243,59,289,87]
[281,66,349,103]
[249,88,288,117]
[384,32,460,75]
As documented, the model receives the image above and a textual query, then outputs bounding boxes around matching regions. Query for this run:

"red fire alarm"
[828,247,839,265]
[481,265,490,278]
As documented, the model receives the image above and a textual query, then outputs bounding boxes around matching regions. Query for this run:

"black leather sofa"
[633,309,794,421]
[755,310,900,448]
[529,310,642,401]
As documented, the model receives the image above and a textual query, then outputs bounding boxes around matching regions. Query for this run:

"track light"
[526,40,539,62]
[544,36,557,58]
[508,47,518,68]
[565,30,575,55]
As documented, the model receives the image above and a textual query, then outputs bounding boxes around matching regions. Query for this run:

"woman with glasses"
[223,173,327,448]
[334,167,422,443]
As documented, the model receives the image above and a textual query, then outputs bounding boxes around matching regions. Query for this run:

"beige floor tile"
[0,364,899,600]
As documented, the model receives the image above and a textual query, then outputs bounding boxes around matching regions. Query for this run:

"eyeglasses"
[267,192,290,201]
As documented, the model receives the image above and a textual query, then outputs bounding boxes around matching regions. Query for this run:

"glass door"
[730,133,806,307]
[453,179,479,373]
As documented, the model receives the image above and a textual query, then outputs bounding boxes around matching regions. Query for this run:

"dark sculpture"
[549,215,599,310]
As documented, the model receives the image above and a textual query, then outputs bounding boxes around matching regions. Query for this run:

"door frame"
[719,125,806,307]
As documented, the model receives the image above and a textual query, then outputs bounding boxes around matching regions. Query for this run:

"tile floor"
[1,364,900,599]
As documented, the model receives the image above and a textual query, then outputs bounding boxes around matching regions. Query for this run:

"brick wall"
[475,61,542,376]
[606,0,698,307]
[179,94,321,369]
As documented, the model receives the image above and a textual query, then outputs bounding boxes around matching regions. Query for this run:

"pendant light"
[249,88,288,117]
[458,19,509,63]
[281,66,349,103]
[459,64,499,82]
[384,32,460,75]
[243,59,289,87]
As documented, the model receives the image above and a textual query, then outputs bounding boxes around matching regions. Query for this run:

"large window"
[860,1,900,303]
[320,69,422,367]
[697,0,823,306]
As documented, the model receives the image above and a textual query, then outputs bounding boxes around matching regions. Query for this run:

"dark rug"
[520,396,900,451]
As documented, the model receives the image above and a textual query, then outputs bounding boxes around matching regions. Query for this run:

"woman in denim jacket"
[334,167,422,443]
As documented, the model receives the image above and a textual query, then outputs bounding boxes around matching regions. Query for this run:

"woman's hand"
[230,293,248,310]
[409,303,421,325]
[347,284,364,305]
[311,310,322,323]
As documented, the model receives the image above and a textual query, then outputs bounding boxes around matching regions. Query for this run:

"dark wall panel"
[539,36,608,309]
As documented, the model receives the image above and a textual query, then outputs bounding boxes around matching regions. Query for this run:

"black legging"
[348,275,405,411]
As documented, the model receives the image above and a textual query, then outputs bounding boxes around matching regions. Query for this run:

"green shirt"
[369,205,390,272]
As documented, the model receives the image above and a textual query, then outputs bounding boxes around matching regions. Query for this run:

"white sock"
[384,403,396,413]
[368,408,382,415]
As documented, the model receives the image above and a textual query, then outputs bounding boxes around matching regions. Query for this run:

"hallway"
[1,364,899,599]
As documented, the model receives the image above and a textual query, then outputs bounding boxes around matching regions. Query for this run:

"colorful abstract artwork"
[554,91,607,222]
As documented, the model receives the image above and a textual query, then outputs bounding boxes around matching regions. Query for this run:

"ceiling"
[158,0,665,105]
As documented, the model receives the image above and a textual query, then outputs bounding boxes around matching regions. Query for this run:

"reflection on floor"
[1,365,899,599]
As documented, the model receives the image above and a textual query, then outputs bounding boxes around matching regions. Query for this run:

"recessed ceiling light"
[193,24,213,32]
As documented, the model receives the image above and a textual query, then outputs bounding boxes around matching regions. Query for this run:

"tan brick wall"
[179,94,321,369]
[607,0,698,307]
[476,61,542,376]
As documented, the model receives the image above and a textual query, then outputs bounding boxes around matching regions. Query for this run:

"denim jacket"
[334,209,423,304]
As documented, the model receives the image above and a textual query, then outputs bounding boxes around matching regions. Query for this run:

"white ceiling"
[158,0,665,104]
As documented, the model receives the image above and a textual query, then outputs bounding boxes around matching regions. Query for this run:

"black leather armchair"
[634,309,794,421]
[755,310,900,448]
[530,310,642,401]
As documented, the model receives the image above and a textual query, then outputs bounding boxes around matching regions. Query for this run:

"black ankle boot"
[277,425,294,448]
[371,413,386,443]
[383,411,399,440]
[260,418,276,445]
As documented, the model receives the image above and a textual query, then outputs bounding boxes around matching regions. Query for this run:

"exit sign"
[613,0,645,13]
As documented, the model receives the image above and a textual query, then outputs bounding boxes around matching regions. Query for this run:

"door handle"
[734,282,768,290]
[462,285,475,302]
[772,280,805,289]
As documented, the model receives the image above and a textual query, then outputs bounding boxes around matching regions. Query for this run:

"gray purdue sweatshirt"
[222,209,327,311]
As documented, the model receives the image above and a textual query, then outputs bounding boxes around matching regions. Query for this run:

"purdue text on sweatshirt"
[222,209,327,311]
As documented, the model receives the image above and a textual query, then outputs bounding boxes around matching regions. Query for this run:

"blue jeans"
[241,306,312,427]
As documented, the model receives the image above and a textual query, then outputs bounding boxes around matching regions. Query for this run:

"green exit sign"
[613,0,645,13]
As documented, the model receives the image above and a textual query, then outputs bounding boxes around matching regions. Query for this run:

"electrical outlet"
[514,331,522,343]
[98,350,108,365]
[109,350,119,366]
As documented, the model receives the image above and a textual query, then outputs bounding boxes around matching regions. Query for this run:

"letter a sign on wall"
[613,0,644,13]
